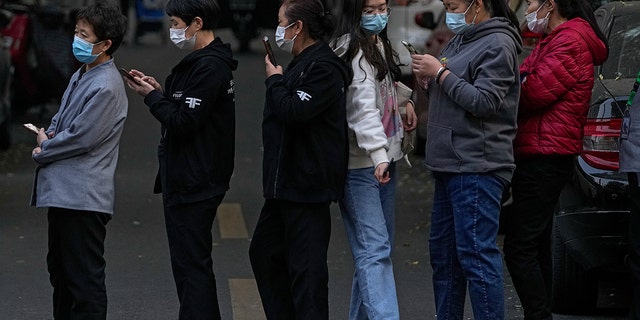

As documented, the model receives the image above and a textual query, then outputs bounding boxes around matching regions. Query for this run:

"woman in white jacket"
[332,0,417,318]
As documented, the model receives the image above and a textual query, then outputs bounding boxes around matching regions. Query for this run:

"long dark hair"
[555,0,609,60]
[281,0,335,41]
[332,0,401,82]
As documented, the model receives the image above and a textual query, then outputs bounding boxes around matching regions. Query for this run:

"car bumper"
[555,156,630,273]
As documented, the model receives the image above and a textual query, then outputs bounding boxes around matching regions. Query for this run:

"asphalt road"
[0,29,628,320]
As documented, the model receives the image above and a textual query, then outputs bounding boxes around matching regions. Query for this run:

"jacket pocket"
[425,123,462,168]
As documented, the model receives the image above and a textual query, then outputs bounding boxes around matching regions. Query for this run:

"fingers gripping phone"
[401,40,419,55]
[119,68,135,81]
[263,36,278,66]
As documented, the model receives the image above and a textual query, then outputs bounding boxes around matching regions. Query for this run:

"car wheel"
[551,218,598,314]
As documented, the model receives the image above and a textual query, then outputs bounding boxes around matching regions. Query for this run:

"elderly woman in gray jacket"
[29,3,127,319]
[410,0,521,318]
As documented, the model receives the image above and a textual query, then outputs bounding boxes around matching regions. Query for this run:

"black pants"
[47,207,111,320]
[628,173,640,320]
[163,194,225,320]
[249,199,331,320]
[503,156,573,320]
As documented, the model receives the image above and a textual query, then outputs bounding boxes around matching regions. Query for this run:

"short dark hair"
[165,0,220,30]
[75,2,127,56]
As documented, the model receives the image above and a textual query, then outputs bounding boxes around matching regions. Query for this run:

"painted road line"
[217,203,249,239]
[229,278,266,320]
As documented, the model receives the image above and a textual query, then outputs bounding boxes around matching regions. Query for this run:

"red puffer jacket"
[515,17,608,159]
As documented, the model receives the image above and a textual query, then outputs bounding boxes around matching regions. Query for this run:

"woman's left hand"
[265,55,283,77]
[402,101,418,132]
[411,53,442,79]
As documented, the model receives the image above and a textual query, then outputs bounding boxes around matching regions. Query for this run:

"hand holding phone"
[23,123,40,135]
[263,36,278,66]
[119,68,135,81]
[401,40,419,55]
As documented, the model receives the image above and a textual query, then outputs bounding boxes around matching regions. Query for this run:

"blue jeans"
[339,164,399,320]
[429,172,506,320]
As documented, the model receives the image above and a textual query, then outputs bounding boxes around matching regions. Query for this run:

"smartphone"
[401,40,419,55]
[23,123,40,135]
[263,36,278,66]
[383,158,394,177]
[119,68,135,81]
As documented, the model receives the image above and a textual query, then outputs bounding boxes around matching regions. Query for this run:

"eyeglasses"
[362,5,389,15]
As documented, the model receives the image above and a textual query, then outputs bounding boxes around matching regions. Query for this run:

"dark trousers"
[628,173,640,320]
[163,194,225,320]
[249,199,331,320]
[503,156,573,320]
[47,207,111,320]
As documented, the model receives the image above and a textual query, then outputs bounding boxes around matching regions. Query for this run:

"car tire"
[0,113,11,150]
[551,218,598,314]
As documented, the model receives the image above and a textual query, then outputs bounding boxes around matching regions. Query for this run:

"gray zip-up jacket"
[425,17,522,180]
[30,59,128,215]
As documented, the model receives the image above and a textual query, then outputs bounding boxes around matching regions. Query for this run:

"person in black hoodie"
[248,0,348,319]
[123,0,237,319]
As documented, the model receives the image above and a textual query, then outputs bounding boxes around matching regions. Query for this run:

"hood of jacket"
[456,17,523,54]
[297,40,350,87]
[541,17,608,66]
[172,37,239,73]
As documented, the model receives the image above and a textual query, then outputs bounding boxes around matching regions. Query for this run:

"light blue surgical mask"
[275,22,297,54]
[361,13,388,35]
[72,35,103,64]
[445,0,477,34]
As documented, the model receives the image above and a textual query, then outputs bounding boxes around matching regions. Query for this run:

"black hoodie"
[144,37,238,206]
[262,41,349,203]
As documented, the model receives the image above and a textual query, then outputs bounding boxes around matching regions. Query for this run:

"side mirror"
[414,11,437,30]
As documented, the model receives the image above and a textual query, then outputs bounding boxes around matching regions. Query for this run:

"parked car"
[386,0,444,82]
[0,8,14,151]
[550,1,640,314]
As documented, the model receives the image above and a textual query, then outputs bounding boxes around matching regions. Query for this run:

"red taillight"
[521,30,541,48]
[581,118,621,171]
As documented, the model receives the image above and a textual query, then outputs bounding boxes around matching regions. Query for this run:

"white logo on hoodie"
[297,90,312,101]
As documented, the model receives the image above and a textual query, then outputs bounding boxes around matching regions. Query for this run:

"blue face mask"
[361,13,388,35]
[72,35,104,64]
[445,0,476,34]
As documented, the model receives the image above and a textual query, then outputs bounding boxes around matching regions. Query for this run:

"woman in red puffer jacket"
[502,1,609,319]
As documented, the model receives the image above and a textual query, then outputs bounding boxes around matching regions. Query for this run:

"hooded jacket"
[516,17,608,159]
[144,38,238,206]
[425,17,522,179]
[332,34,406,170]
[262,41,349,203]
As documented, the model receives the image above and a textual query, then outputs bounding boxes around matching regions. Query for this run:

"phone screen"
[263,36,277,66]
[119,68,135,81]
[23,123,39,135]
[401,40,418,55]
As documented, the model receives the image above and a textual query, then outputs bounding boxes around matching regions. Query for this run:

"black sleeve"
[265,61,344,125]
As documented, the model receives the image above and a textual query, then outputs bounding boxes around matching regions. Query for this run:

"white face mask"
[170,25,196,50]
[525,1,550,34]
[275,22,297,54]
